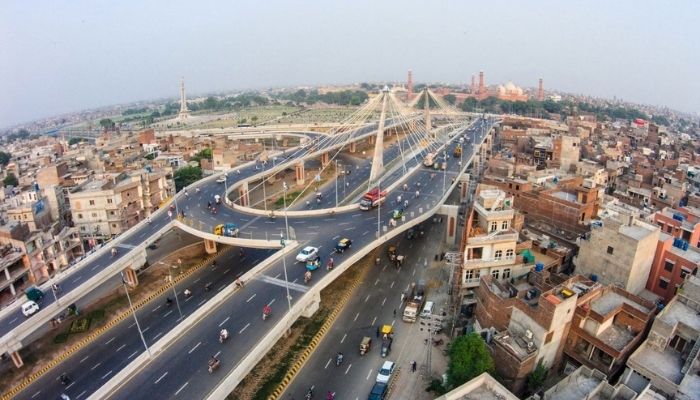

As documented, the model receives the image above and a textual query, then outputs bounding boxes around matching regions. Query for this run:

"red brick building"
[647,232,700,304]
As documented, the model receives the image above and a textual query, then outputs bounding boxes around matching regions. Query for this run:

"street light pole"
[335,160,339,207]
[281,182,293,314]
[120,272,151,358]
[169,266,184,320]
[377,178,381,239]
[262,162,268,212]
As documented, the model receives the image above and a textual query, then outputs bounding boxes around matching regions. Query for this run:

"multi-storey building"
[647,232,700,304]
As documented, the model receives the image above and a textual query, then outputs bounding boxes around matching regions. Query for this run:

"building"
[652,207,700,247]
[575,214,660,294]
[622,276,700,400]
[436,372,519,400]
[647,231,700,304]
[531,366,642,400]
[563,285,656,378]
[496,82,529,102]
[552,135,581,173]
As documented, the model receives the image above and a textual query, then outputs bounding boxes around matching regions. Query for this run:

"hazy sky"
[1,0,698,128]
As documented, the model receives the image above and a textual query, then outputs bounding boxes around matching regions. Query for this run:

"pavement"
[283,219,451,400]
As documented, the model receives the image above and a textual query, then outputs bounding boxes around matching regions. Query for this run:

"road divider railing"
[89,241,300,400]
[204,121,495,400]
[0,247,227,400]
[173,220,287,249]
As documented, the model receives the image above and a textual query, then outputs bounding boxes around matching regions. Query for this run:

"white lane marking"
[223,268,230,274]
[344,227,355,231]
[31,391,41,398]
[116,344,126,352]
[174,382,189,396]
[152,305,162,313]
[105,337,116,345]
[239,323,251,334]
[164,310,173,318]
[268,298,276,306]
[332,235,340,240]
[353,312,360,322]
[274,273,281,279]
[364,294,370,302]
[338,222,350,226]
[390,281,395,288]
[341,333,347,343]
[382,265,387,272]
[363,231,369,236]
[382,298,386,306]
[308,226,320,229]
[325,358,332,369]
[80,355,90,363]
[76,390,87,399]
[413,268,416,276]
[101,370,113,380]
[218,284,226,291]
[345,364,352,375]
[153,332,163,341]
[128,322,136,328]
[128,350,138,359]
[374,278,379,286]
[247,294,256,302]
[214,350,221,358]
[73,276,82,283]
[188,342,201,354]
[9,317,17,324]
[371,316,377,326]
[154,371,168,384]
[198,299,206,306]
[66,381,76,389]
[366,368,373,380]
[185,296,192,302]
[193,278,201,284]
[90,362,101,371]
[142,327,150,333]
[219,316,230,327]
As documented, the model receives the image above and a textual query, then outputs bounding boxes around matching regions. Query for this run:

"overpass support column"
[439,204,460,246]
[368,135,375,145]
[320,152,330,168]
[282,138,289,147]
[295,162,305,186]
[122,267,139,287]
[460,173,471,202]
[349,141,357,153]
[204,239,217,254]
[238,182,250,207]
[301,290,321,318]
[10,351,23,368]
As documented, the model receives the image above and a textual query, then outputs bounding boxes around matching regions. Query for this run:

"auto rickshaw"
[395,255,404,268]
[306,258,321,271]
[380,324,393,338]
[360,336,372,355]
[335,238,352,253]
[390,208,404,220]
[387,246,397,261]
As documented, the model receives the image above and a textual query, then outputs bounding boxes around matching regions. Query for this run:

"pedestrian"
[411,361,417,372]
[400,291,405,302]
[376,326,380,338]
[393,309,396,317]
[397,195,402,204]
[52,283,60,293]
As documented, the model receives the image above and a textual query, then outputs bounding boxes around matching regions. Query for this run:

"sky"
[1,0,698,128]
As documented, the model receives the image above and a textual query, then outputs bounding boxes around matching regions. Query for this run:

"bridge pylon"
[369,87,390,183]
[423,89,432,134]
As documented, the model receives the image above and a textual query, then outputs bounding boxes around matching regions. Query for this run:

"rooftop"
[590,290,652,315]
[629,342,684,384]
[552,191,579,203]
[542,366,605,400]
[597,323,635,351]
[619,223,655,241]
[437,372,518,400]
[659,298,700,331]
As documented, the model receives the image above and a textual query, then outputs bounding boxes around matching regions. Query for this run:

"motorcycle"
[305,388,314,400]
[219,330,229,343]
[208,358,220,374]
[335,353,343,366]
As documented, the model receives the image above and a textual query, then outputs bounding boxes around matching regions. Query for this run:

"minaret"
[537,78,544,101]
[178,77,189,119]
[478,71,485,95]
[471,75,476,93]
[407,70,413,100]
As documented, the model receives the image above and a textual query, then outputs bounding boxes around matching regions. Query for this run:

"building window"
[78,213,83,219]
[669,335,688,352]
[107,199,113,204]
[491,270,500,279]
[89,200,95,206]
[91,213,97,218]
[681,268,691,279]
[494,250,503,260]
[506,249,514,258]
[607,246,614,255]
[545,331,553,344]
[516,185,520,190]
[666,225,672,233]
[490,222,497,232]
[664,260,675,273]
[659,278,669,290]
[503,268,511,279]
[501,221,508,230]
[112,223,117,228]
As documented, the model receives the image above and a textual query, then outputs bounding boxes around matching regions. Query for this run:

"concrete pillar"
[283,138,289,147]
[368,135,375,145]
[295,162,305,186]
[267,172,276,184]
[204,239,217,254]
[301,290,321,318]
[320,152,330,168]
[238,182,249,207]
[349,141,357,153]
[369,89,389,183]
[440,205,459,246]
[460,174,471,202]
[123,267,139,287]
[10,351,23,368]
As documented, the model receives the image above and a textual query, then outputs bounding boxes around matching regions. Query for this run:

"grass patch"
[69,317,91,334]
[273,191,301,208]
[89,309,105,323]
[53,333,69,344]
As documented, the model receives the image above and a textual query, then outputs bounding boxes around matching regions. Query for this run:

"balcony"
[467,230,519,245]
[474,201,514,219]
[464,255,516,268]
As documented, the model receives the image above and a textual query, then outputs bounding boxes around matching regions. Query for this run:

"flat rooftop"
[598,324,635,351]
[630,342,684,384]
[552,191,579,203]
[619,224,654,241]
[545,373,602,400]
[590,291,652,315]
[659,299,700,331]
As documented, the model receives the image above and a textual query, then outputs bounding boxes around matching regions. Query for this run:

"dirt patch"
[229,249,377,400]
[0,243,211,395]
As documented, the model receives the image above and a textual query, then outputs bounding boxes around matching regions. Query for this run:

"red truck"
[359,188,387,211]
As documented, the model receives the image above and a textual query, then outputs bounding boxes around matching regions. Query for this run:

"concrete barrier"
[230,202,360,217]
[89,241,299,400]
[173,220,286,249]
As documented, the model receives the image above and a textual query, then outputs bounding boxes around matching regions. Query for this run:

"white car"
[296,246,319,262]
[21,301,40,317]
[376,360,395,384]
[216,176,226,183]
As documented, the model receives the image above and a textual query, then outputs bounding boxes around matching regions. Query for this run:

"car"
[367,382,388,400]
[216,176,226,183]
[21,301,40,317]
[296,246,319,263]
[376,361,395,384]
[147,243,158,250]
[335,238,352,253]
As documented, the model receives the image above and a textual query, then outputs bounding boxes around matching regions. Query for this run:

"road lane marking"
[152,305,162,312]
[76,391,87,399]
[142,327,150,333]
[366,368,373,380]
[364,294,370,302]
[219,316,230,327]
[193,278,201,284]
[164,310,173,318]
[344,227,355,231]
[332,235,340,240]
[363,231,369,236]
[154,371,168,384]
[129,322,136,328]
[128,351,138,359]
[354,312,359,321]
[239,323,250,334]
[246,294,256,302]
[73,276,82,283]
[341,333,347,343]
[390,281,395,288]
[116,344,126,352]
[101,370,113,380]
[345,364,352,375]
[105,337,115,345]
[214,350,221,358]
[9,317,18,324]
[218,284,226,291]
[274,273,281,279]
[174,382,189,396]
[382,297,386,306]
[371,316,377,326]
[198,299,206,306]
[374,278,379,286]
[31,391,41,398]
[80,355,90,363]
[153,332,163,341]
[382,265,387,271]
[268,298,276,306]
[188,342,201,354]
[91,362,101,371]
[325,358,332,369]
[412,268,416,276]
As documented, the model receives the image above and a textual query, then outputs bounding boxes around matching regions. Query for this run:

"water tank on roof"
[535,263,544,272]
[673,213,685,221]
[591,274,599,282]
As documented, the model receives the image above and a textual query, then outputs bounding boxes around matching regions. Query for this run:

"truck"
[423,152,436,168]
[359,188,387,211]
[213,223,239,237]
[453,144,462,158]
[402,281,427,323]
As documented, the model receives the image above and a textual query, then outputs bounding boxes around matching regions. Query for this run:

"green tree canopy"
[191,148,213,163]
[99,118,116,130]
[527,362,548,394]
[3,172,19,187]
[447,333,495,388]
[444,94,457,105]
[0,151,11,166]
[68,138,84,146]
[174,166,203,192]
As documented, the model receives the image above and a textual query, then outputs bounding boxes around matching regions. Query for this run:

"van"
[420,301,434,318]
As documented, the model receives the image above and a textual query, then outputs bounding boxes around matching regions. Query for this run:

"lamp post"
[262,162,267,212]
[281,182,293,314]
[120,271,151,357]
[335,160,339,207]
[169,266,184,320]
[377,178,381,239]
[50,276,61,307]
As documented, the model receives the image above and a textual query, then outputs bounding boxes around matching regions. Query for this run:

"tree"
[68,138,83,146]
[444,94,457,105]
[173,166,202,192]
[251,116,258,124]
[447,333,495,388]
[99,118,115,130]
[3,173,19,187]
[527,362,548,394]
[0,151,10,166]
